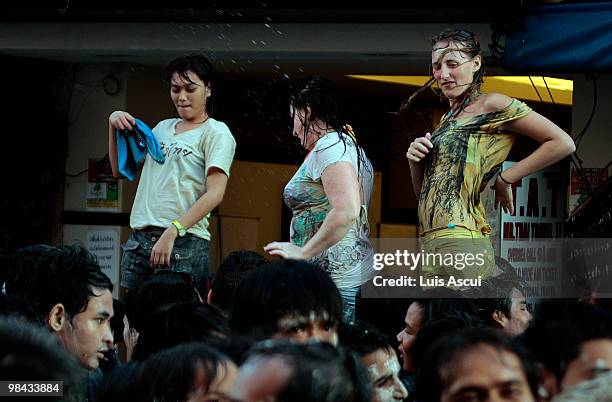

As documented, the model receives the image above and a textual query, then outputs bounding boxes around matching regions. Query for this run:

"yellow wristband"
[171,220,186,237]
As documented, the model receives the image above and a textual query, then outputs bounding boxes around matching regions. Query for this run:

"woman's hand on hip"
[150,226,178,268]
[493,175,515,215]
[264,242,307,260]
[406,133,433,162]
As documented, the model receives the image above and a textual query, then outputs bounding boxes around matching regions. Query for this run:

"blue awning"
[505,2,612,73]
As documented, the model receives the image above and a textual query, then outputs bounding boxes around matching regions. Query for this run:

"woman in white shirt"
[265,77,374,323]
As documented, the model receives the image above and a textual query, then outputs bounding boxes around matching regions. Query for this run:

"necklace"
[443,96,471,122]
[185,115,210,126]
[175,115,210,135]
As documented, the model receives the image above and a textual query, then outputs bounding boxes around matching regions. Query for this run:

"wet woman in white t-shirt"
[108,55,236,293]
[265,77,374,323]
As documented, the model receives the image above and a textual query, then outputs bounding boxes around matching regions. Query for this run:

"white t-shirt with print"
[130,118,236,240]
[284,132,375,289]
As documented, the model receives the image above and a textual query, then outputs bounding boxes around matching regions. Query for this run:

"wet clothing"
[130,118,235,240]
[418,99,531,235]
[418,98,531,280]
[121,117,235,290]
[284,132,375,291]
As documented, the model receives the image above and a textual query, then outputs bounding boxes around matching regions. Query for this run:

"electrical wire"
[525,73,601,207]
[60,153,110,178]
[528,76,544,103]
[574,75,598,149]
[541,76,556,107]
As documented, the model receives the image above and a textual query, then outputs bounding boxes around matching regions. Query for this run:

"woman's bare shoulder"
[481,93,514,113]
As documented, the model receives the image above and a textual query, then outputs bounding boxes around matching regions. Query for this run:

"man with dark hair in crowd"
[208,249,267,313]
[229,340,372,402]
[473,272,533,337]
[396,288,478,396]
[131,301,229,361]
[341,321,408,402]
[7,244,114,371]
[522,301,612,399]
[411,311,484,372]
[6,245,114,401]
[122,270,202,361]
[396,288,477,372]
[0,317,84,402]
[415,328,538,402]
[230,259,343,344]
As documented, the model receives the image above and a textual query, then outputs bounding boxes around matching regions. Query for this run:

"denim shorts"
[120,228,210,291]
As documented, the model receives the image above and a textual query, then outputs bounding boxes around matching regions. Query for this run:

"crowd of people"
[1,28,604,402]
[1,246,611,402]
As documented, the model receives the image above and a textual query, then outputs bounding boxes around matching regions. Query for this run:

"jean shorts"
[120,227,210,291]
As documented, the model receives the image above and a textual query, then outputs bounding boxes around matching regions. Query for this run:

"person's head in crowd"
[340,321,408,402]
[96,362,144,402]
[131,302,229,361]
[0,317,84,402]
[411,311,484,371]
[522,301,612,397]
[209,250,267,312]
[141,342,238,402]
[416,328,538,402]
[546,370,612,402]
[0,293,43,325]
[123,270,202,361]
[474,272,533,337]
[110,298,125,344]
[207,334,259,367]
[230,259,342,345]
[8,244,114,370]
[396,288,477,373]
[230,340,371,402]
[357,297,413,346]
[98,298,125,374]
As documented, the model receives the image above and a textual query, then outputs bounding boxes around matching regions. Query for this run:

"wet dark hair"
[8,244,112,321]
[411,311,484,370]
[521,300,612,382]
[166,54,215,114]
[290,76,370,177]
[211,250,268,313]
[415,328,538,402]
[472,271,525,324]
[403,29,484,119]
[412,287,478,325]
[0,294,43,326]
[131,302,229,361]
[166,54,215,86]
[229,259,342,340]
[96,362,144,402]
[124,270,201,333]
[247,340,372,402]
[140,342,232,402]
[339,320,394,357]
[0,317,84,402]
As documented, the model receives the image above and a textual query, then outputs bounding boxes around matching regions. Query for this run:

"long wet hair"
[290,76,370,177]
[402,29,485,120]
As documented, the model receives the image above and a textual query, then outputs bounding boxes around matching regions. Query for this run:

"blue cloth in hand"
[115,118,165,180]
